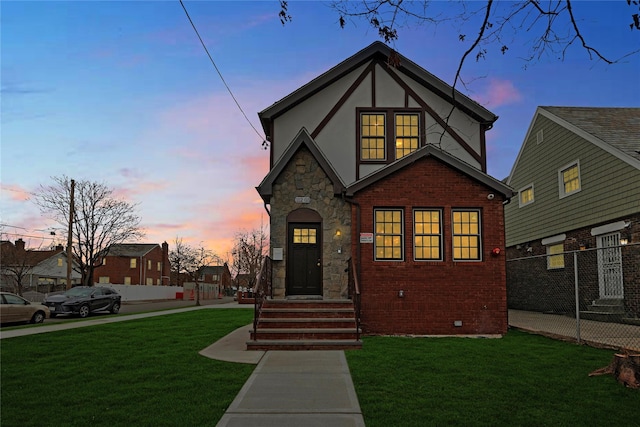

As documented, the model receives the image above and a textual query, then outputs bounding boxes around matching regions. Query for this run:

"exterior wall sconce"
[334,229,342,238]
[398,290,404,298]
[491,247,501,256]
[579,242,589,250]
[620,237,629,245]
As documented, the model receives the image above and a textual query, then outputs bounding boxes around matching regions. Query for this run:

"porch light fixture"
[334,229,342,238]
[398,290,404,298]
[620,237,629,245]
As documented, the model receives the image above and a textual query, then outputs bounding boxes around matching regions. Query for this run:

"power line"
[179,0,268,148]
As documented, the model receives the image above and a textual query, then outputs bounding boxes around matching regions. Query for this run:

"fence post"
[574,251,581,344]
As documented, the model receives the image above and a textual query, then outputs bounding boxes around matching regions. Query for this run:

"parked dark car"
[43,286,121,318]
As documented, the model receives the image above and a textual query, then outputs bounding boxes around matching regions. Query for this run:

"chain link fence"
[507,243,640,352]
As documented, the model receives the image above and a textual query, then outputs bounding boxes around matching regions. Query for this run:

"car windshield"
[65,288,93,297]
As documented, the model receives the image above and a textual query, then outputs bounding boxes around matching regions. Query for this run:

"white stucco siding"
[315,74,372,185]
[424,110,481,168]
[272,63,368,163]
[374,64,404,107]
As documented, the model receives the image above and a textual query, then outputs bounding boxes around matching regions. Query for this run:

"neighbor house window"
[361,113,386,160]
[293,228,317,244]
[124,277,131,285]
[157,262,161,272]
[146,278,153,286]
[395,113,419,159]
[57,258,63,267]
[414,209,442,261]
[147,260,152,270]
[99,276,110,284]
[519,184,534,207]
[547,243,565,269]
[559,161,581,198]
[130,258,137,268]
[452,210,481,261]
[375,209,403,260]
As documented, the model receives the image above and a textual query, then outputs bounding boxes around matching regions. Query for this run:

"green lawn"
[346,330,640,426]
[1,309,255,427]
[3,312,639,426]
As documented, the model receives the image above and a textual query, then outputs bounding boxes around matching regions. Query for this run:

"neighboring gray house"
[504,106,640,319]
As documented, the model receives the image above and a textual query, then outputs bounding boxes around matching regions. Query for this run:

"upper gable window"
[395,113,419,159]
[359,109,423,163]
[519,184,534,207]
[361,113,386,160]
[558,161,581,198]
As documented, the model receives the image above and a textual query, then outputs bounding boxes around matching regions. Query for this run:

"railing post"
[574,251,581,344]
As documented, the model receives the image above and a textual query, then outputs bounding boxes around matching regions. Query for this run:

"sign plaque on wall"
[294,196,311,204]
[360,232,374,243]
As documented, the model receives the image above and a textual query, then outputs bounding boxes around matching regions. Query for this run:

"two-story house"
[253,42,513,344]
[505,107,640,320]
[95,242,170,286]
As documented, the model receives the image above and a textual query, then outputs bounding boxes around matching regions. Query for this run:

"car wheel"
[31,311,46,324]
[110,302,121,314]
[78,304,90,318]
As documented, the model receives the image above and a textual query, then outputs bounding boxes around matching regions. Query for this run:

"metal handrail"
[347,257,361,341]
[253,256,272,340]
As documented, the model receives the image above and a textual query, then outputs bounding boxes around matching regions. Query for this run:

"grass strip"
[346,329,639,426]
[1,309,254,427]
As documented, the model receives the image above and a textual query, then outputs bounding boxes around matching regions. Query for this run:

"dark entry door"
[287,223,322,295]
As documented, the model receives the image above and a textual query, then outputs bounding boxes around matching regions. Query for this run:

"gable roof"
[507,106,640,185]
[104,243,159,257]
[346,144,513,198]
[258,41,498,136]
[256,128,346,203]
[0,241,65,267]
[200,265,229,276]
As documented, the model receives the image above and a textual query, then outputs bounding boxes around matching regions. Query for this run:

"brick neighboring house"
[255,42,514,337]
[505,107,640,319]
[0,239,81,293]
[199,264,232,293]
[94,242,170,286]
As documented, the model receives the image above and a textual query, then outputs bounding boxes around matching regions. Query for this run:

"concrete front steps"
[580,298,626,322]
[247,299,362,351]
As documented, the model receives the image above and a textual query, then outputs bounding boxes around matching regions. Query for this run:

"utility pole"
[66,179,75,290]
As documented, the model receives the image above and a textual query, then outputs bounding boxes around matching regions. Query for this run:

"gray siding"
[505,115,640,246]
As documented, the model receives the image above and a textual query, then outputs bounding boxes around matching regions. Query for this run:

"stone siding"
[270,147,351,299]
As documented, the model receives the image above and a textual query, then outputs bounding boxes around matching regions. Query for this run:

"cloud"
[475,78,522,108]
[0,183,33,201]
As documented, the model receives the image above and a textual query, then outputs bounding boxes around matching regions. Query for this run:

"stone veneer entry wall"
[269,147,351,299]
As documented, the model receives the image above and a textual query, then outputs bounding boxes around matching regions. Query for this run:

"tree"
[169,237,217,306]
[230,226,269,291]
[35,176,144,286]
[280,0,640,88]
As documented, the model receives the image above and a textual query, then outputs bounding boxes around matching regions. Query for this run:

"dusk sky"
[2,1,639,258]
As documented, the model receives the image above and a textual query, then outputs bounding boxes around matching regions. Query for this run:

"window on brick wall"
[452,209,482,261]
[374,209,403,261]
[124,277,131,285]
[99,276,110,284]
[130,258,136,268]
[146,278,153,286]
[157,262,161,272]
[147,260,152,270]
[547,243,565,269]
[413,209,442,261]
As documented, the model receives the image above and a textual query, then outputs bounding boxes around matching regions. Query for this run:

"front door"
[596,232,624,299]
[287,223,322,295]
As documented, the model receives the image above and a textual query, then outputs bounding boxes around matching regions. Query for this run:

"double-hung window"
[360,110,422,163]
[519,184,534,207]
[452,210,481,261]
[559,161,581,198]
[374,209,403,260]
[414,209,442,261]
[547,244,565,269]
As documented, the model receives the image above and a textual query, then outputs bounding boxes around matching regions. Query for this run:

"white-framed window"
[413,209,442,261]
[536,129,544,144]
[547,243,565,269]
[452,209,482,261]
[99,276,110,284]
[124,277,131,285]
[518,184,535,207]
[558,161,581,198]
[374,209,404,261]
[130,258,137,268]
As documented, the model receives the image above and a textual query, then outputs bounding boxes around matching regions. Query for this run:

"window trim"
[451,209,482,262]
[518,184,535,207]
[374,208,404,261]
[558,160,581,199]
[413,208,443,262]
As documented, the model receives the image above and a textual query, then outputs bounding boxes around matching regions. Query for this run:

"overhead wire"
[178,0,267,147]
